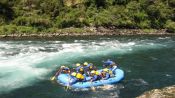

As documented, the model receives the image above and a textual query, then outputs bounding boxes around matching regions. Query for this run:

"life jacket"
[103,68,113,75]
[79,67,84,72]
[76,73,85,80]
[78,67,84,74]
[71,72,85,80]
[109,70,113,75]
[95,71,100,75]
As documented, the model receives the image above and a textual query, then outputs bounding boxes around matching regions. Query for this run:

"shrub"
[13,15,52,28]
[0,25,17,35]
[17,26,38,34]
[165,20,175,33]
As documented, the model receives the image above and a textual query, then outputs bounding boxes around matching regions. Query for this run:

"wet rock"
[137,85,175,98]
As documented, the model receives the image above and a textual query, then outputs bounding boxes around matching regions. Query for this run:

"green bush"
[46,27,60,33]
[55,8,88,28]
[169,0,175,7]
[0,25,17,35]
[13,15,52,28]
[0,25,39,34]
[146,1,173,28]
[0,16,5,25]
[0,0,175,35]
[17,26,38,34]
[165,20,175,33]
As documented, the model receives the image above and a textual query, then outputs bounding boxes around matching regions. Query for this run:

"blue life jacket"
[103,60,114,67]
[86,64,91,68]
[83,64,91,71]
[76,66,81,72]
[81,74,87,82]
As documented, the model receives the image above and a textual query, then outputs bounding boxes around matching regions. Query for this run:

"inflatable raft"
[57,68,124,88]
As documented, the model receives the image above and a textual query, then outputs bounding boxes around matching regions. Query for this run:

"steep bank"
[137,85,175,98]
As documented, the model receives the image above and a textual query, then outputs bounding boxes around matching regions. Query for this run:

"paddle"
[65,74,71,91]
[50,68,61,81]
[50,76,56,81]
[90,79,96,91]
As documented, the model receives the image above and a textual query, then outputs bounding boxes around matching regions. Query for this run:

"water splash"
[70,84,124,98]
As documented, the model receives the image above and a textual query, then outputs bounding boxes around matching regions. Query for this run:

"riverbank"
[0,28,174,40]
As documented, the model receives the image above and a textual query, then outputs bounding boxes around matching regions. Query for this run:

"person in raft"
[82,62,88,70]
[70,72,86,85]
[60,66,70,74]
[109,63,118,73]
[70,72,78,85]
[75,63,81,72]
[103,59,116,68]
[101,68,111,80]
[86,63,97,76]
[81,62,90,76]
[90,70,101,82]
[54,65,70,77]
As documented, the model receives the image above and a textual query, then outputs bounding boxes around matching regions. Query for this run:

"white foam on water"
[0,51,52,93]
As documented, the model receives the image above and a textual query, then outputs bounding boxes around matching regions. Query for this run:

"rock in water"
[137,85,175,98]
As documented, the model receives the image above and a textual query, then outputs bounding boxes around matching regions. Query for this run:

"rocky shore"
[137,85,175,98]
[0,28,174,40]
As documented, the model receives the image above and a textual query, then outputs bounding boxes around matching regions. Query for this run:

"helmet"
[76,63,81,67]
[91,70,96,74]
[71,72,76,76]
[61,66,65,69]
[79,67,84,72]
[83,62,88,66]
[103,68,109,72]
[89,65,93,69]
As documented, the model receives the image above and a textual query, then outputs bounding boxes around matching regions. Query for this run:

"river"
[0,35,175,98]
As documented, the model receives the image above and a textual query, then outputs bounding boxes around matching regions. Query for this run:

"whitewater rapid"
[0,37,172,93]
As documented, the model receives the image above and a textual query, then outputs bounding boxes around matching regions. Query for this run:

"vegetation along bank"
[0,0,175,38]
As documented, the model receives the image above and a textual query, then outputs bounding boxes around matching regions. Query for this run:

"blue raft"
[57,68,124,88]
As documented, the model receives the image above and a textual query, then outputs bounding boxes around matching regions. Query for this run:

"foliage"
[0,0,174,34]
[165,20,175,33]
[0,25,38,34]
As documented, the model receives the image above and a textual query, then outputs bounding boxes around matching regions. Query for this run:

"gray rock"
[137,85,175,98]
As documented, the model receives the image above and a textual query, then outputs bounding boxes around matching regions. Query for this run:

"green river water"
[0,35,175,98]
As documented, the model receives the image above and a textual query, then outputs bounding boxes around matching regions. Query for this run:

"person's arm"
[103,73,110,80]
[91,75,98,81]
[70,77,77,85]
[76,67,80,72]
[55,69,61,76]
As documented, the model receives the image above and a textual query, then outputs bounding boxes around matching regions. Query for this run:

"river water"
[0,36,175,98]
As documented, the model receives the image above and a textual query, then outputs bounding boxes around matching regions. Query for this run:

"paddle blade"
[91,86,96,91]
[50,76,55,81]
